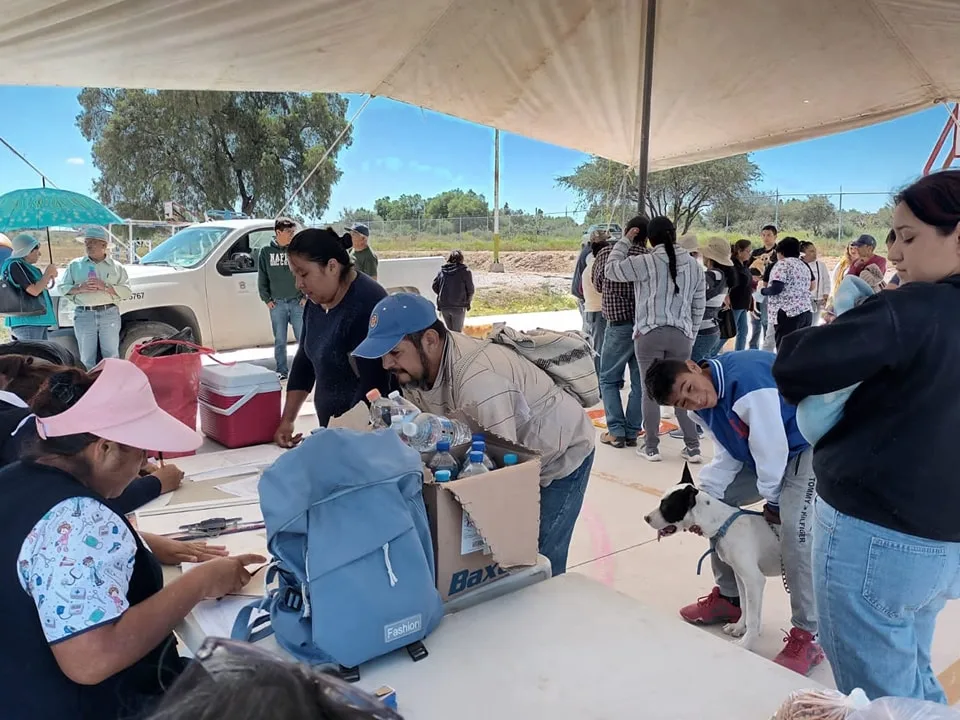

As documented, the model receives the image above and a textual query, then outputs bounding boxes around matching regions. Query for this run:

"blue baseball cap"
[346,223,370,237]
[352,293,438,359]
[851,233,876,248]
[77,226,109,242]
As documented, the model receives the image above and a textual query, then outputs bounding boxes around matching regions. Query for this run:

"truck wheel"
[120,321,180,360]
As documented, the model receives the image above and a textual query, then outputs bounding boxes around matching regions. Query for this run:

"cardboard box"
[422,436,541,602]
[329,403,542,602]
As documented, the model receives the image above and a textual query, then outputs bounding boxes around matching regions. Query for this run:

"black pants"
[775,309,812,350]
[440,308,467,332]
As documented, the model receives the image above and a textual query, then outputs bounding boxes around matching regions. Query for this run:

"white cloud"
[66,157,85,166]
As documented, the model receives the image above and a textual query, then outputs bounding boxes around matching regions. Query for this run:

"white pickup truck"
[49,219,443,358]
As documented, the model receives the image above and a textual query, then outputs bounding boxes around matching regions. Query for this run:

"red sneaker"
[774,628,826,675]
[679,587,742,625]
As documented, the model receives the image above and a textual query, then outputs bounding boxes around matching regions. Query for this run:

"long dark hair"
[288,227,354,280]
[22,368,100,466]
[647,216,680,293]
[895,170,960,235]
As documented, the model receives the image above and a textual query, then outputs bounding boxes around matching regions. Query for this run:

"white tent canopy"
[0,0,957,170]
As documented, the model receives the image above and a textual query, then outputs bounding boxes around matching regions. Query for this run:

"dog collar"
[695,508,765,575]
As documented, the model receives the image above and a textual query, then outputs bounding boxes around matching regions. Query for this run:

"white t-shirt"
[17,497,137,643]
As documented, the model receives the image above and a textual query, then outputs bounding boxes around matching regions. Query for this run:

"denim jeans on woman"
[599,322,643,440]
[813,497,960,703]
[583,311,606,379]
[73,305,121,370]
[269,298,304,376]
[10,325,48,342]
[539,450,594,575]
[732,309,750,351]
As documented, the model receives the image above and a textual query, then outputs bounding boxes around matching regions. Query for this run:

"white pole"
[491,128,504,272]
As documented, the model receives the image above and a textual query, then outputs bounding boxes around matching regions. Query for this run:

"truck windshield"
[140,226,231,268]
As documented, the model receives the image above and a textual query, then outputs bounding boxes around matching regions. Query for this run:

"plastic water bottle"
[401,413,472,453]
[434,470,452,483]
[459,451,490,479]
[464,438,496,471]
[366,389,395,429]
[503,453,519,467]
[428,440,460,480]
[388,391,421,425]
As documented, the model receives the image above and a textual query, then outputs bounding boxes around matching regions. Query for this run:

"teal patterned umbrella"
[0,187,123,232]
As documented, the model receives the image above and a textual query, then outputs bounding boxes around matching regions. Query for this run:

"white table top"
[336,573,813,719]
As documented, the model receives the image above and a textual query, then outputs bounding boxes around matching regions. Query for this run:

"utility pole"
[636,0,658,212]
[491,128,504,272]
[837,186,843,242]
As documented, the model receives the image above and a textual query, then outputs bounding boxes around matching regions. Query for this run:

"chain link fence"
[337,212,585,242]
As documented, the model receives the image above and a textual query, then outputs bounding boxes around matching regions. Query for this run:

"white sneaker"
[681,447,702,464]
[639,448,662,462]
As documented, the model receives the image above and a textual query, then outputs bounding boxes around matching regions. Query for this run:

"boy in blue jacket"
[645,350,824,676]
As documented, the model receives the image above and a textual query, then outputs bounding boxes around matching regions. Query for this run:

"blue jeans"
[539,450,594,575]
[73,305,121,370]
[583,311,606,379]
[599,323,643,439]
[733,309,749,351]
[269,298,304,375]
[749,301,767,350]
[691,332,721,363]
[10,325,49,342]
[813,497,960,703]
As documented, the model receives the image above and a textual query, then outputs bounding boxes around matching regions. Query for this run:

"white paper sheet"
[190,596,262,639]
[215,475,261,498]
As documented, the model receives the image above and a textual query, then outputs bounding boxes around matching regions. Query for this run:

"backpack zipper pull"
[382,543,398,587]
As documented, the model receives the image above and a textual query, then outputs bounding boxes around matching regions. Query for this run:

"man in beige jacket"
[353,293,595,575]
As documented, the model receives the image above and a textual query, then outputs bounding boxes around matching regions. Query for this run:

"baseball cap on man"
[346,223,370,237]
[851,234,877,248]
[77,226,109,243]
[352,293,438,359]
[35,359,203,452]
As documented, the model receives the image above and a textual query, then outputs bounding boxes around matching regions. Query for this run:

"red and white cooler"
[198,363,282,448]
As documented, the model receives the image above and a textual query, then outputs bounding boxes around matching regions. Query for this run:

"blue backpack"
[231,427,443,676]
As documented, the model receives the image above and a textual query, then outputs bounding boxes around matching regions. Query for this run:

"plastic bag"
[131,340,213,449]
[847,698,960,720]
[774,689,864,720]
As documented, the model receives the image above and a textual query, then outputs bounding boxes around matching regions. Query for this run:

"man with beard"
[352,293,595,576]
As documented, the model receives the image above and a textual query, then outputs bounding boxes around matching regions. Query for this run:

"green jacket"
[352,247,379,279]
[257,242,300,302]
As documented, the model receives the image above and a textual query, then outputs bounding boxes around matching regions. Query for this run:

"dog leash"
[695,508,765,575]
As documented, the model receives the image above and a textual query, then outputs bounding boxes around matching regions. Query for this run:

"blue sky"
[0,86,952,219]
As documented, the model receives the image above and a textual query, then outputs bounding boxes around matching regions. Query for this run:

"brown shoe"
[600,432,626,449]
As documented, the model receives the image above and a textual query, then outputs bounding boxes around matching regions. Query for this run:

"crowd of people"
[1,168,957,717]
[578,170,959,703]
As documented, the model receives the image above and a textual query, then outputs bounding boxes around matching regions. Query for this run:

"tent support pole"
[636,0,658,214]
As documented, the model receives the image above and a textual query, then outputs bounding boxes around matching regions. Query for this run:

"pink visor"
[35,358,203,453]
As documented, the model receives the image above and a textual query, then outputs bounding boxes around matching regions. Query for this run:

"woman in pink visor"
[0,359,265,720]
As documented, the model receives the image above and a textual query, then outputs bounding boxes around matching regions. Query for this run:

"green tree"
[557,155,760,233]
[77,89,351,219]
[374,193,425,220]
[424,189,489,218]
[338,207,377,224]
[798,194,835,236]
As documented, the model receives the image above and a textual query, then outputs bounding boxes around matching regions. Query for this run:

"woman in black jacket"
[728,240,753,350]
[772,170,960,704]
[432,250,475,332]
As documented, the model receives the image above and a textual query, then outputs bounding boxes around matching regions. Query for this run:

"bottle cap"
[366,389,382,402]
[434,470,452,482]
[472,433,485,442]
[436,440,451,452]
[388,390,401,400]
[503,453,518,466]
[471,440,485,450]
[469,451,484,463]
[402,422,418,437]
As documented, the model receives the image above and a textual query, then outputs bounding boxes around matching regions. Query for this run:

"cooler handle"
[198,387,259,416]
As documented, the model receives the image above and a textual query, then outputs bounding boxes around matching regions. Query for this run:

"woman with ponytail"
[605,216,706,462]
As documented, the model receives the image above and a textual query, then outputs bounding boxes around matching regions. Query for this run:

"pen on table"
[158,452,165,468]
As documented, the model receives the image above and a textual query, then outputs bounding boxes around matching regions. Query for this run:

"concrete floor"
[200,310,959,702]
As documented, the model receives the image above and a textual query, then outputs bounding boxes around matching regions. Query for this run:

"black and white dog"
[643,464,781,651]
